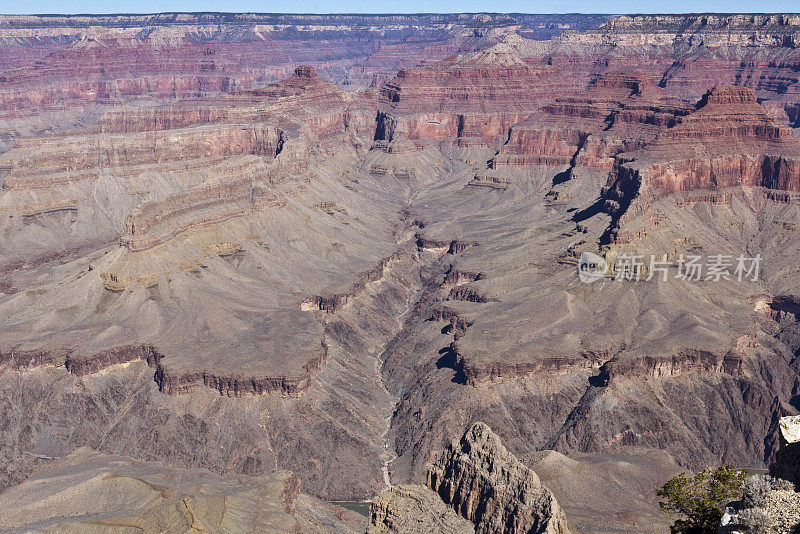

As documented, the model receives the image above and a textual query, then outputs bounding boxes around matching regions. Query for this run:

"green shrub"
[657,464,747,534]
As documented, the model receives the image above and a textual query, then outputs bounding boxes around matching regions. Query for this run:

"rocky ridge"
[376,36,577,148]
[0,13,611,117]
[603,85,800,243]
[369,484,475,534]
[369,423,568,534]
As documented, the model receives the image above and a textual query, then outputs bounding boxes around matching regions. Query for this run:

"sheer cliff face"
[3,12,800,534]
[0,13,610,114]
[427,423,569,534]
[369,423,567,534]
[772,415,800,488]
[375,39,579,147]
[527,14,800,123]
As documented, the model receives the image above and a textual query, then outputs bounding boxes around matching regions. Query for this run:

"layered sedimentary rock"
[0,13,610,117]
[0,65,387,401]
[428,423,569,534]
[604,85,800,242]
[368,485,475,534]
[0,32,255,113]
[374,42,800,526]
[492,71,692,169]
[369,423,567,534]
[5,13,800,534]
[376,36,576,148]
[0,52,420,501]
[0,446,363,533]
[526,14,800,112]
[1,123,283,190]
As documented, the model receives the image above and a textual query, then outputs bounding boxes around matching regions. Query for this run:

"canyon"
[1,11,800,533]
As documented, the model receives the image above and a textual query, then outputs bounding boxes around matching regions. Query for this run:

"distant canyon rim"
[1,11,800,533]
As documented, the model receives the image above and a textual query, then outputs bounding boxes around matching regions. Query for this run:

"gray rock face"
[427,423,570,534]
[771,415,800,488]
[719,416,800,534]
[368,484,475,534]
[719,481,800,534]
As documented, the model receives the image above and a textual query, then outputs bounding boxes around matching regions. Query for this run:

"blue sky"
[2,0,799,15]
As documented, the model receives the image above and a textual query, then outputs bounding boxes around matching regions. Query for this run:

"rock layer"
[368,485,475,534]
[0,447,363,533]
[427,423,569,534]
[4,13,800,533]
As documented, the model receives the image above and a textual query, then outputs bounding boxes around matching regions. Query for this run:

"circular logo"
[578,252,608,284]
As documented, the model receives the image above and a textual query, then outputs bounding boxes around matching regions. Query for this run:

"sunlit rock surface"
[1,12,800,534]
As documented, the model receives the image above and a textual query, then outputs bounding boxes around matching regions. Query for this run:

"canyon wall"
[370,423,568,534]
[3,14,800,534]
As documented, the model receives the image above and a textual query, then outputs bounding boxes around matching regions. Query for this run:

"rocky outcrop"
[369,423,569,534]
[64,344,163,376]
[446,341,590,387]
[0,32,257,112]
[2,340,324,398]
[302,252,401,313]
[120,168,255,252]
[368,485,475,534]
[0,123,283,190]
[113,145,314,253]
[94,65,373,139]
[771,415,800,488]
[530,14,800,110]
[153,358,326,398]
[376,36,575,147]
[603,85,800,242]
[416,235,478,255]
[719,475,800,534]
[719,417,800,534]
[597,349,746,383]
[431,306,473,335]
[492,72,691,169]
[427,423,569,534]
[0,13,608,113]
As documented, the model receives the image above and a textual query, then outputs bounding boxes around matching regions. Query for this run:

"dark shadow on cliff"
[436,346,467,384]
[572,197,605,223]
[553,134,589,186]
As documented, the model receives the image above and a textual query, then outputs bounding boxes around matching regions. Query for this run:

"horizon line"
[3,11,800,17]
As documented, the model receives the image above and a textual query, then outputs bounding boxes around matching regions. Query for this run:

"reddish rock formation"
[0,13,606,117]
[5,13,800,528]
[604,85,800,241]
[0,28,257,113]
[529,14,800,113]
[376,37,576,147]
[0,124,283,190]
[493,71,691,169]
